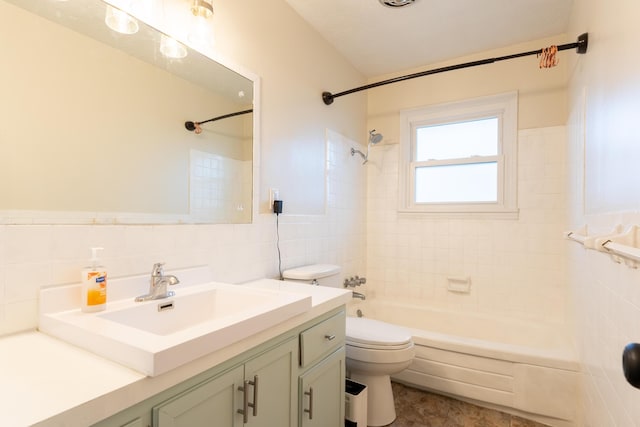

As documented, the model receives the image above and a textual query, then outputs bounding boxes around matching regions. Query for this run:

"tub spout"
[352,291,366,300]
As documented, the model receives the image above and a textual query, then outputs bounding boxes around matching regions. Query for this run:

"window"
[399,92,518,217]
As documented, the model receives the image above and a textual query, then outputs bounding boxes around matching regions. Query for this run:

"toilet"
[282,264,415,427]
[345,317,415,426]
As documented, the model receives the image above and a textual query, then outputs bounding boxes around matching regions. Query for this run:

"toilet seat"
[346,317,413,350]
[346,340,413,351]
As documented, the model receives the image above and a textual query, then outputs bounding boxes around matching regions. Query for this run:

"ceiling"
[285,0,574,77]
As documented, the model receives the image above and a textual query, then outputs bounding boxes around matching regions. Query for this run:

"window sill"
[397,208,519,220]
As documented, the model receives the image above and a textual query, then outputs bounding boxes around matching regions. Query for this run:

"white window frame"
[399,92,518,218]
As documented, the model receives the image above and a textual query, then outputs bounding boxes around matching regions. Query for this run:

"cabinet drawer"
[300,311,345,368]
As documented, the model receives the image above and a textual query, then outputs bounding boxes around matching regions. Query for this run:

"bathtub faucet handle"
[344,276,367,287]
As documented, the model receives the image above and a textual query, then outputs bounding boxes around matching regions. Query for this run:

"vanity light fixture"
[160,34,188,59]
[191,0,214,19]
[188,0,215,47]
[105,5,139,35]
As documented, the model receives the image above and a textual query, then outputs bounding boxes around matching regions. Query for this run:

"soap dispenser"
[81,247,107,313]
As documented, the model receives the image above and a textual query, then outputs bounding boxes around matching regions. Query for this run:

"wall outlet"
[269,188,280,209]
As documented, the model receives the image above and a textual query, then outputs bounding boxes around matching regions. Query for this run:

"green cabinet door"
[244,337,298,427]
[120,418,145,427]
[154,337,297,427]
[154,365,244,427]
[299,348,345,427]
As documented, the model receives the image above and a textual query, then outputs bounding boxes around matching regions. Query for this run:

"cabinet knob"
[324,334,336,341]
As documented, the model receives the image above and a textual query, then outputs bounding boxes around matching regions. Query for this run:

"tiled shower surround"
[365,126,569,323]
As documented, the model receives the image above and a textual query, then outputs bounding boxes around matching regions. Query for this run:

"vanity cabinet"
[154,337,297,427]
[298,311,346,427]
[243,337,298,426]
[154,365,244,426]
[120,418,145,427]
[91,308,345,427]
[299,348,345,427]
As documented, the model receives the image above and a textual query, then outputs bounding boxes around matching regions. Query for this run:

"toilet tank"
[281,264,342,288]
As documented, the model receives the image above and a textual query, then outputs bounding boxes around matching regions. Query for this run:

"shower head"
[351,130,384,164]
[369,129,383,145]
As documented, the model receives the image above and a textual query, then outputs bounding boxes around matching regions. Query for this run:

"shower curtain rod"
[185,108,253,132]
[322,33,588,105]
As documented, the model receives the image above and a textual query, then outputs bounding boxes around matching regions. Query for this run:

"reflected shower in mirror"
[0,0,255,224]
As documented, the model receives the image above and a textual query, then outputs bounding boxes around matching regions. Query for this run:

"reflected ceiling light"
[105,5,139,35]
[191,0,214,19]
[160,35,188,59]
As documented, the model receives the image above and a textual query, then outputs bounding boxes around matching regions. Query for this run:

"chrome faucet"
[352,291,366,300]
[344,275,367,288]
[135,262,180,302]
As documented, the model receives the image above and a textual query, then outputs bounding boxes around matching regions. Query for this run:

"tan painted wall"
[367,35,570,142]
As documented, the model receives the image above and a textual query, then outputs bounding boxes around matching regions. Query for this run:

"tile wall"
[564,0,640,422]
[569,235,640,426]
[0,130,366,336]
[566,108,640,425]
[365,126,569,323]
[189,151,252,223]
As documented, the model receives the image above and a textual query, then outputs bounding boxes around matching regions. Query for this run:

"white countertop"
[0,279,351,427]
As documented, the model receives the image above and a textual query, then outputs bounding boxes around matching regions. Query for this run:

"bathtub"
[350,300,580,427]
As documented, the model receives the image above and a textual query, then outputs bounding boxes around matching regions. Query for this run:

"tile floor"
[389,382,549,427]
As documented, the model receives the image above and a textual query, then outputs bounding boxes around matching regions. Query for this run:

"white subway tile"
[4,225,53,264]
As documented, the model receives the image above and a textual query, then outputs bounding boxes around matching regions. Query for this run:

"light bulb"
[160,35,188,59]
[191,0,213,19]
[105,5,139,35]
[188,15,214,47]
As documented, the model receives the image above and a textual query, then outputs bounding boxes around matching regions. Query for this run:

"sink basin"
[39,274,311,376]
[99,287,280,336]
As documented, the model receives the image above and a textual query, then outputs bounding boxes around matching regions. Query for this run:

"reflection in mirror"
[185,109,254,134]
[0,0,255,224]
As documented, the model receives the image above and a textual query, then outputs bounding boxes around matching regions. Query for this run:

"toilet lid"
[282,264,341,280]
[346,317,413,347]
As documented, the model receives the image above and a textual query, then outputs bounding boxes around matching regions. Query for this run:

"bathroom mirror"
[0,0,255,224]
